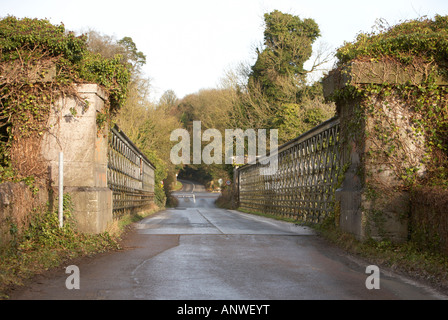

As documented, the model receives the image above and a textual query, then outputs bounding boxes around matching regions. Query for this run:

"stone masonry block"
[40,84,112,234]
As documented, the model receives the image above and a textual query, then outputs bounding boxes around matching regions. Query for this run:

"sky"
[2,0,448,102]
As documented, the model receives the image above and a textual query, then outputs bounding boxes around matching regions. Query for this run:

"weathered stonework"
[323,60,442,243]
[323,60,447,98]
[40,84,113,234]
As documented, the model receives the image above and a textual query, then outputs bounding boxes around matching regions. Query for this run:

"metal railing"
[108,125,155,218]
[236,117,341,223]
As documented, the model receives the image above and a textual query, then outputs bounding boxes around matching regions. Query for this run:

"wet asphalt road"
[9,180,448,300]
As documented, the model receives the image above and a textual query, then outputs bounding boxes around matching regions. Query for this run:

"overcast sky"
[2,0,448,101]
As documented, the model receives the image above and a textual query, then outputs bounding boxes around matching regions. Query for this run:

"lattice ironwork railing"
[237,117,341,223]
[108,126,155,218]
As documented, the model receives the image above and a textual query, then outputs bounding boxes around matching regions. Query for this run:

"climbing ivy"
[336,14,448,70]
[332,15,448,189]
[0,16,130,182]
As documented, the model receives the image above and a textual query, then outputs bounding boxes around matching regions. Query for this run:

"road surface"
[9,180,447,300]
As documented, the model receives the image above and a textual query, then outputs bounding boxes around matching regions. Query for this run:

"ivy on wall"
[336,15,448,69]
[0,16,130,182]
[331,15,448,190]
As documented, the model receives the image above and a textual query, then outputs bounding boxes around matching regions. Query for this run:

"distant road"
[172,179,220,208]
[175,179,207,193]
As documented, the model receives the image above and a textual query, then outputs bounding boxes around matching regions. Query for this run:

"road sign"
[226,180,231,186]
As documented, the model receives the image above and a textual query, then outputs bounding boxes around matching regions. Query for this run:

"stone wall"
[40,84,113,234]
[333,93,412,242]
[323,60,444,243]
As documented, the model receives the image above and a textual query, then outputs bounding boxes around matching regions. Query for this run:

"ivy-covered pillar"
[40,84,113,234]
[323,60,447,243]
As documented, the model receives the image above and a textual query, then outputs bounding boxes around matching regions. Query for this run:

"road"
[9,180,447,300]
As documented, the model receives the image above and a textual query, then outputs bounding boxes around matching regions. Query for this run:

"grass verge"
[0,196,161,299]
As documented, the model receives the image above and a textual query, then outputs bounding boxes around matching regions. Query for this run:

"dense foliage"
[227,10,335,145]
[337,15,448,69]
[0,16,130,113]
[333,15,448,189]
[0,16,130,182]
[250,10,321,102]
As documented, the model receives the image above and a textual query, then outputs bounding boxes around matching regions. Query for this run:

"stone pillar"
[323,61,445,243]
[41,84,112,234]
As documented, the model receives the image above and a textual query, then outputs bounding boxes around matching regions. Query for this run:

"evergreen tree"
[249,10,321,105]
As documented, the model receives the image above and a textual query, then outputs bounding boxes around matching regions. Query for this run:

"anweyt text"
[177,304,270,317]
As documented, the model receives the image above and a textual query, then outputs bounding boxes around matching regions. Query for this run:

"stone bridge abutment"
[235,60,447,243]
[1,84,155,247]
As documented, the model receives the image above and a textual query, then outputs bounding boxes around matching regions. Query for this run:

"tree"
[225,10,335,144]
[249,10,321,104]
[85,30,181,207]
[117,36,146,75]
[86,30,146,77]
[158,90,178,112]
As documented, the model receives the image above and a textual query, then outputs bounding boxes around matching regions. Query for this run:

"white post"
[59,152,64,228]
